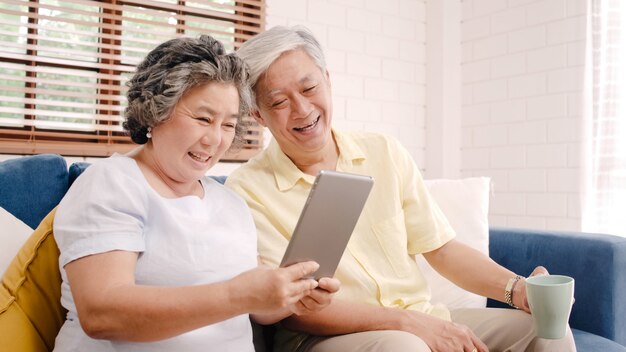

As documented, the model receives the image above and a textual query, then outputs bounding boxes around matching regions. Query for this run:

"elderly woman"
[52,35,339,351]
[225,25,576,352]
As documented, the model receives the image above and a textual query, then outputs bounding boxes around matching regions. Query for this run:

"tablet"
[280,170,374,280]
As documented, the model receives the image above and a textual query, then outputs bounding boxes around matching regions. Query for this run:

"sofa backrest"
[68,161,228,186]
[0,154,68,229]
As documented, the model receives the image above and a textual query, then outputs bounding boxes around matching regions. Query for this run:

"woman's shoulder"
[84,154,136,173]
[81,154,139,178]
[69,155,146,198]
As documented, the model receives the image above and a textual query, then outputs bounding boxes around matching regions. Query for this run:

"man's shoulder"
[225,151,273,187]
[339,130,402,153]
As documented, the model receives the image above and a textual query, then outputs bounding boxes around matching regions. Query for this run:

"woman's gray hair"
[236,25,327,110]
[123,35,252,146]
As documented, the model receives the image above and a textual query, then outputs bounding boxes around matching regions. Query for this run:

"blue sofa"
[1,154,625,351]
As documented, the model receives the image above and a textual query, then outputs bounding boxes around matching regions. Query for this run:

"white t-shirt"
[53,155,257,352]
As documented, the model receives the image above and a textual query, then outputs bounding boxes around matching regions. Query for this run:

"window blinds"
[0,0,264,159]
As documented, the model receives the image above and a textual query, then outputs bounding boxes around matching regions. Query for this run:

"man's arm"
[423,238,543,311]
[282,299,488,352]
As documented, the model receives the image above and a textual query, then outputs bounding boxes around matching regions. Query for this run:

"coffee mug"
[526,275,575,339]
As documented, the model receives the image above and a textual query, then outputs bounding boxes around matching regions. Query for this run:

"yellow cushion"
[0,209,66,352]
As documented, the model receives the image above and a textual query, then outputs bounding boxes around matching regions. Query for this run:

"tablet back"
[280,170,373,279]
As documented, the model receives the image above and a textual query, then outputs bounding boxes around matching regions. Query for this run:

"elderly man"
[226,25,576,352]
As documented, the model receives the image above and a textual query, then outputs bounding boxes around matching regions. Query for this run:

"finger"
[289,278,319,298]
[468,331,489,352]
[456,324,489,352]
[284,261,320,280]
[317,277,341,293]
[289,300,307,316]
[303,287,332,306]
[298,295,317,311]
[530,266,548,277]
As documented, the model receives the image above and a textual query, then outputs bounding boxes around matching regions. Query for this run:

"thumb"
[284,261,320,280]
[530,266,548,277]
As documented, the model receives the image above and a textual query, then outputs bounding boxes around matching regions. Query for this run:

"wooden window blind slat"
[1,85,128,102]
[1,96,126,112]
[0,73,130,93]
[0,0,265,159]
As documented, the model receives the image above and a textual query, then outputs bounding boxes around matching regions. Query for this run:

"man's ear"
[325,70,331,88]
[251,109,267,127]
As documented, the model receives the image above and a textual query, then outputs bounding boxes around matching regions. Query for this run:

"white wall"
[265,0,428,167]
[460,0,587,231]
[265,0,589,232]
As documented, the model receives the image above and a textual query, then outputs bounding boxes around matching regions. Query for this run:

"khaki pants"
[296,308,576,352]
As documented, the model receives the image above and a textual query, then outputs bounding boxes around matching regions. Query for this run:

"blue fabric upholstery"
[67,162,90,187]
[488,227,626,349]
[68,161,228,187]
[573,329,626,352]
[0,154,68,229]
[210,175,227,185]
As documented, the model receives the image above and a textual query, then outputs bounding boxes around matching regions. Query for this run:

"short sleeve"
[54,158,147,268]
[386,136,456,254]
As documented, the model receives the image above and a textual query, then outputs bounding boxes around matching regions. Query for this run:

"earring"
[146,127,152,139]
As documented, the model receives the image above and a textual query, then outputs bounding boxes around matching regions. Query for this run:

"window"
[0,0,264,160]
[583,0,626,236]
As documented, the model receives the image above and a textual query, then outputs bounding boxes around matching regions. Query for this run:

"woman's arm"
[250,276,340,325]
[65,250,320,342]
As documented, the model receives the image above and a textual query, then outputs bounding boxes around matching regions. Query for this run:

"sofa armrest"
[487,227,626,346]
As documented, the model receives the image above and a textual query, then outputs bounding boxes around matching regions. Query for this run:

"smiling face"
[147,81,240,187]
[254,49,334,163]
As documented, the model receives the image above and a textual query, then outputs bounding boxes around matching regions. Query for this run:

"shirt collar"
[267,139,311,191]
[267,129,367,191]
[334,129,366,166]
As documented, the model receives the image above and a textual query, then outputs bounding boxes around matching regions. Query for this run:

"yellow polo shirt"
[226,130,456,347]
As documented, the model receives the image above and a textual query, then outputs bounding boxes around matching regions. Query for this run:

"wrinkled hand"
[405,310,489,352]
[291,276,340,316]
[515,266,549,313]
[229,261,321,314]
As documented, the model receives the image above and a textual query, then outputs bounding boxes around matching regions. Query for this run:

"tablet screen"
[279,170,373,279]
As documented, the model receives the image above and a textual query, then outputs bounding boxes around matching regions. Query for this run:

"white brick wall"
[462,0,587,231]
[265,0,427,165]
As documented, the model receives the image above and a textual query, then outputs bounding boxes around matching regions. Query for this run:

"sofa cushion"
[0,284,49,351]
[0,209,66,351]
[573,328,626,352]
[0,154,68,229]
[0,207,33,276]
[68,162,90,187]
[417,177,491,309]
